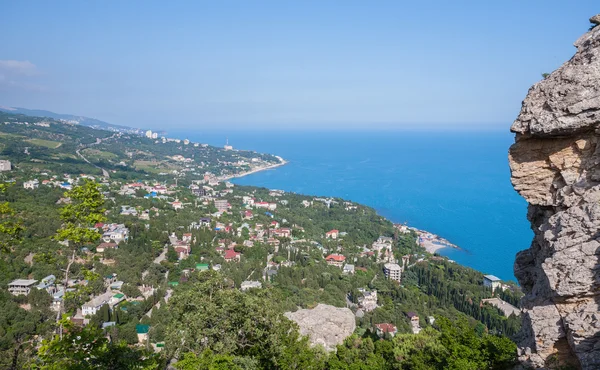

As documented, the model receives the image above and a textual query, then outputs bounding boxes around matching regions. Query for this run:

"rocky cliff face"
[509,15,600,369]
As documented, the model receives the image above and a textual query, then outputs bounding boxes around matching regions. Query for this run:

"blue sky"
[0,1,597,130]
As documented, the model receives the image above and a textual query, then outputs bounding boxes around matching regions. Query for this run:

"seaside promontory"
[509,15,600,369]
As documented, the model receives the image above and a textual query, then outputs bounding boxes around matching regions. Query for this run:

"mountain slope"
[0,111,283,181]
[0,106,138,132]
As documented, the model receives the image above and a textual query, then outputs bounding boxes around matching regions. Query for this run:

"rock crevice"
[510,15,600,369]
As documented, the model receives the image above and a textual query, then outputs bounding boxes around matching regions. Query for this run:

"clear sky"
[0,1,597,131]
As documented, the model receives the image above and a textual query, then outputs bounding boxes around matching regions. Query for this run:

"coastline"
[223,157,461,257]
[219,156,288,181]
[395,224,460,254]
[221,152,464,264]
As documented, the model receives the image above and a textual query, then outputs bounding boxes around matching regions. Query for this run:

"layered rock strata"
[509,15,600,369]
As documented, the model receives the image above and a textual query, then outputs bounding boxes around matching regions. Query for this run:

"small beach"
[220,156,288,181]
[396,224,460,254]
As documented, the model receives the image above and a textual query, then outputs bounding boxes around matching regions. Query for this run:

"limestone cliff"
[509,15,600,369]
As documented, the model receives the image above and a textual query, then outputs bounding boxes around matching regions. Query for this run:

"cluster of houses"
[7,167,519,347]
[22,174,99,191]
[119,182,172,197]
[7,275,67,311]
[373,312,425,338]
[6,274,128,317]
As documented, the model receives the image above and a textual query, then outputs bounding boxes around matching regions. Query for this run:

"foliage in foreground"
[30,317,162,370]
[165,271,517,369]
[328,317,516,370]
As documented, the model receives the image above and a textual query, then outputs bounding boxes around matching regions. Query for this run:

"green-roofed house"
[196,263,209,271]
[168,281,179,287]
[136,324,150,343]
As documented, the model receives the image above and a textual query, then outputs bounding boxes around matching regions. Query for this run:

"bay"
[170,129,532,281]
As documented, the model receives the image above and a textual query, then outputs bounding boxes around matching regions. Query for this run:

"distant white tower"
[145,130,153,138]
[224,138,233,151]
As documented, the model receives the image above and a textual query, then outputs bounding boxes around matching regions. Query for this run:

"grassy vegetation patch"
[26,138,62,149]
[82,148,118,160]
[0,132,24,138]
[133,160,176,174]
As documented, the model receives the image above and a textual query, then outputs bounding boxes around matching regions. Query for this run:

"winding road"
[75,135,116,178]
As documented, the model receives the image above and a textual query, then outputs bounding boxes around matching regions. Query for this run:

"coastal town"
[0,111,523,367]
[2,161,522,352]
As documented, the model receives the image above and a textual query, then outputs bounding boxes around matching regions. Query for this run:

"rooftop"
[484,275,501,281]
[83,291,114,308]
[136,324,150,334]
[325,254,345,262]
[383,263,402,271]
[375,323,397,333]
[8,279,38,286]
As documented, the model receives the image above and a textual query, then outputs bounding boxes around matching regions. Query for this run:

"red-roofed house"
[224,249,241,262]
[267,238,280,246]
[127,182,145,188]
[375,323,398,338]
[153,185,168,194]
[326,229,339,239]
[171,198,183,210]
[273,228,291,238]
[174,244,191,260]
[96,243,117,253]
[325,254,346,267]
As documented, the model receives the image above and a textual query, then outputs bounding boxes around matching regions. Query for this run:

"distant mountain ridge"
[0,105,140,133]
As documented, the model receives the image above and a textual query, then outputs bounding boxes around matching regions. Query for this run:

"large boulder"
[285,304,355,352]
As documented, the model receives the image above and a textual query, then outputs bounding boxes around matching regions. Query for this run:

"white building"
[102,224,129,244]
[241,281,262,291]
[357,288,378,312]
[8,279,38,295]
[483,275,502,290]
[0,160,11,171]
[145,130,153,138]
[82,292,125,316]
[383,263,402,282]
[343,264,355,274]
[23,180,39,189]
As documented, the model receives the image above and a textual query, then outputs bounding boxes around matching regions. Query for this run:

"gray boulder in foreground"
[285,304,355,352]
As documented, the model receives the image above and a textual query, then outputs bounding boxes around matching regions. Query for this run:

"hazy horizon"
[1,1,597,130]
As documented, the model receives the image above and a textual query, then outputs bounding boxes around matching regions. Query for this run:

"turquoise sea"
[172,130,532,281]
